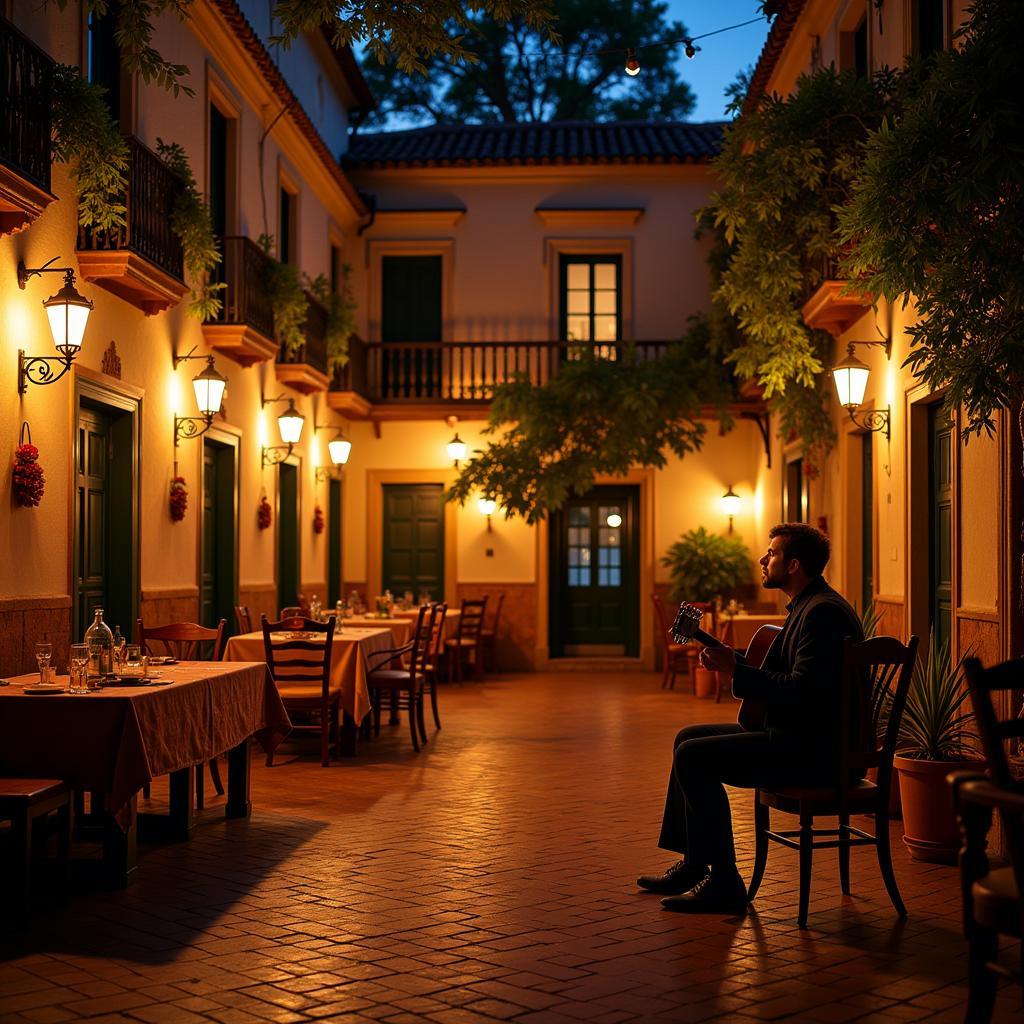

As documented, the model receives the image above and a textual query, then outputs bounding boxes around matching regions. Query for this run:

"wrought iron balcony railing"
[0,16,52,195]
[211,235,276,341]
[277,291,329,376]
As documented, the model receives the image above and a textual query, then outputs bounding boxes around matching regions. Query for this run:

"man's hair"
[769,523,830,577]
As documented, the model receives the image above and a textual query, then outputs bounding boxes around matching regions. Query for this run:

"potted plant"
[893,633,986,863]
[662,527,751,698]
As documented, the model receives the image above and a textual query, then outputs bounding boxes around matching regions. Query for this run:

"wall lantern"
[172,350,227,446]
[314,417,352,482]
[478,497,497,531]
[17,258,94,393]
[606,512,622,528]
[720,486,741,535]
[446,415,468,467]
[831,340,891,442]
[262,392,305,466]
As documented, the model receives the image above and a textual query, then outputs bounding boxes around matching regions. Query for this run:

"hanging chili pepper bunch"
[257,491,272,530]
[169,476,189,521]
[12,422,45,508]
[312,504,325,534]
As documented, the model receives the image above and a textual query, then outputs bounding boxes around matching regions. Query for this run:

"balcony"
[201,236,277,367]
[275,292,330,394]
[76,136,187,315]
[0,17,55,235]
[801,254,873,336]
[328,340,676,419]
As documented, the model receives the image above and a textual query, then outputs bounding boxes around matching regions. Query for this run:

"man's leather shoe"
[636,860,706,894]
[660,870,749,913]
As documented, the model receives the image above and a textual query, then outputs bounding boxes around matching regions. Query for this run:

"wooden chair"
[651,593,690,691]
[261,615,338,766]
[423,602,449,730]
[0,779,71,922]
[234,605,252,635]
[279,606,304,619]
[445,597,487,683]
[479,592,505,672]
[366,604,435,752]
[747,633,920,927]
[954,655,1024,1022]
[136,619,227,807]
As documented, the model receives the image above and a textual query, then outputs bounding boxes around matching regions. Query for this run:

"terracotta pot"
[866,765,902,820]
[693,666,718,699]
[894,755,987,863]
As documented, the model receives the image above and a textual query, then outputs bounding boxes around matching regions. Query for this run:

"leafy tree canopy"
[53,0,556,95]
[839,0,1024,438]
[447,322,733,523]
[360,0,695,126]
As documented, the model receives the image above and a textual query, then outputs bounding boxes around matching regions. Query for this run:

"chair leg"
[195,763,205,811]
[142,782,151,800]
[965,926,999,1024]
[661,658,670,689]
[408,690,420,752]
[208,757,224,796]
[747,795,769,900]
[875,811,907,917]
[335,704,343,760]
[12,809,31,922]
[838,811,851,895]
[473,645,484,681]
[320,708,330,767]
[430,677,442,730]
[56,801,72,903]
[373,693,382,737]
[416,689,428,744]
[798,809,814,928]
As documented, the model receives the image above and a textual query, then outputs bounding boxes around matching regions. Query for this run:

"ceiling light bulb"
[625,48,640,76]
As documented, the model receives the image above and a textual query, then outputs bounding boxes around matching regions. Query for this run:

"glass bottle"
[111,625,126,675]
[84,608,115,679]
[309,595,322,622]
[335,599,344,620]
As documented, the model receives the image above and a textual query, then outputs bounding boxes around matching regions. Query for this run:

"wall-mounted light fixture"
[606,512,622,529]
[720,486,741,535]
[446,415,467,467]
[477,497,497,532]
[172,350,227,446]
[17,258,94,393]
[261,392,305,467]
[831,339,891,442]
[314,417,352,482]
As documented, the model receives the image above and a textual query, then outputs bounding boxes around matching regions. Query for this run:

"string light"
[625,47,640,76]
[610,15,766,76]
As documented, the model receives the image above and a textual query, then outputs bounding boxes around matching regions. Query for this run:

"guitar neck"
[692,627,727,649]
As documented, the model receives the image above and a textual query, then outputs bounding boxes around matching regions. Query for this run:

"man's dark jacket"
[731,576,863,753]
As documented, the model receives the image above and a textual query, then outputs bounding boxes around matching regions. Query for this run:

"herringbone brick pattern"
[1,672,1019,1023]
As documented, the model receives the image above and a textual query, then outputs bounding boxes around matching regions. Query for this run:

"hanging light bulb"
[624,48,641,76]
[684,40,698,59]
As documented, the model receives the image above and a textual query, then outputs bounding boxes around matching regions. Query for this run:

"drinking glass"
[69,643,89,694]
[123,645,143,677]
[35,642,52,685]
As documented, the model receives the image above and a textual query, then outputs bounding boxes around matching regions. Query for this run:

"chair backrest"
[137,619,226,661]
[279,606,303,619]
[486,592,505,633]
[430,602,449,662]
[651,593,672,650]
[840,633,920,793]
[964,655,1024,789]
[456,597,488,641]
[234,605,252,635]
[409,603,439,678]
[261,614,336,700]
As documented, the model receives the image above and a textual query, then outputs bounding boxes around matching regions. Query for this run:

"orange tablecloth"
[0,662,287,823]
[393,607,461,638]
[224,627,393,724]
[719,613,787,651]
[343,616,411,649]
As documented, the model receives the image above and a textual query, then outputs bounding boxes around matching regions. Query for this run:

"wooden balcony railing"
[211,236,275,339]
[275,292,330,394]
[331,339,673,406]
[0,16,53,234]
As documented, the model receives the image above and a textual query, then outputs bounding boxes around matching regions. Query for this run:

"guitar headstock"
[670,602,704,644]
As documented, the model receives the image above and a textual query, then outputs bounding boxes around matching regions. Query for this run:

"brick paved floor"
[1,671,1020,1023]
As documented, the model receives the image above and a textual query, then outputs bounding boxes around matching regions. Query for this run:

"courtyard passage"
[1,671,1019,1023]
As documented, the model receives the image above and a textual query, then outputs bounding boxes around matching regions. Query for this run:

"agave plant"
[898,632,980,762]
[860,600,882,640]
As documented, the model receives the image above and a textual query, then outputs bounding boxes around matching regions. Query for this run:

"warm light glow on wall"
[257,411,269,449]
[167,372,183,417]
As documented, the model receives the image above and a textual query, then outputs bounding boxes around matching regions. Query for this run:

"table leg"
[226,737,252,819]
[339,712,358,757]
[138,767,195,843]
[102,796,137,889]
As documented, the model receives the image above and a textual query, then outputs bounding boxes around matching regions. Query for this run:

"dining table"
[0,660,289,886]
[393,606,462,638]
[341,615,412,649]
[719,612,788,651]
[224,625,394,752]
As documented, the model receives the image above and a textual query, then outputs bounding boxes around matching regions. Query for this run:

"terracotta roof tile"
[743,1,809,116]
[344,120,726,169]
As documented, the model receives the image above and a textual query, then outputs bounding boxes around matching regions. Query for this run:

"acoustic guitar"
[670,602,782,730]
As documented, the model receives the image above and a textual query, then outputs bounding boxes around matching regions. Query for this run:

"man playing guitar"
[637,523,862,914]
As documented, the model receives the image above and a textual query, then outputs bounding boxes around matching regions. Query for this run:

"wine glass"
[35,642,52,685]
[69,643,89,694]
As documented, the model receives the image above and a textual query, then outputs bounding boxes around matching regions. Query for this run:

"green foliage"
[702,66,908,457]
[306,273,357,372]
[839,0,1024,438]
[661,527,751,605]
[258,234,307,354]
[51,64,129,231]
[361,0,694,126]
[155,140,223,320]
[898,633,979,762]
[859,600,882,640]
[447,322,733,524]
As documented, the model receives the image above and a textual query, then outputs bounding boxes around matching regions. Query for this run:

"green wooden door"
[382,484,444,601]
[201,440,236,629]
[76,407,111,633]
[277,463,299,613]
[381,255,442,397]
[549,486,639,656]
[929,405,953,651]
[861,432,874,612]
[328,476,343,607]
